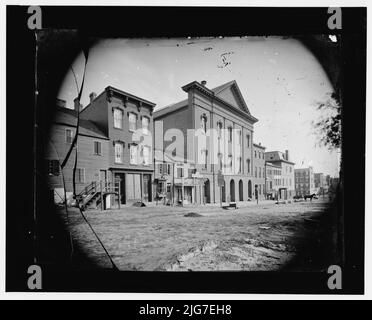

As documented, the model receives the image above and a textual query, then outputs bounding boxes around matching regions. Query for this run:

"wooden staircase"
[76,180,121,210]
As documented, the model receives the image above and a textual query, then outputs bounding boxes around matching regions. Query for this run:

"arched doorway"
[248,180,252,198]
[239,180,243,201]
[230,179,235,202]
[221,181,226,202]
[204,179,210,203]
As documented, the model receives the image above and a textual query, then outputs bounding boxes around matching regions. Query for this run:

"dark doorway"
[230,179,235,202]
[221,181,226,202]
[204,179,210,203]
[114,173,126,204]
[248,180,252,198]
[143,174,152,202]
[239,179,243,201]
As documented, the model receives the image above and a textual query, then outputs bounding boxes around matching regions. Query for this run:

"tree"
[313,91,341,150]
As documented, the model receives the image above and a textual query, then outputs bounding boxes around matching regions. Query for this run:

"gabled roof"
[154,80,258,123]
[53,107,108,139]
[153,98,188,119]
[211,80,251,115]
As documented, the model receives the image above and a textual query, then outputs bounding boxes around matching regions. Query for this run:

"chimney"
[285,150,289,161]
[56,98,66,108]
[201,80,207,86]
[89,92,97,103]
[73,97,83,112]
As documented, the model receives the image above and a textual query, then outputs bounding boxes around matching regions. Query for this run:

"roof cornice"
[105,86,156,109]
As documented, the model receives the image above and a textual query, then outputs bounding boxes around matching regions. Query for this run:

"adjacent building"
[79,87,156,205]
[253,143,266,199]
[314,172,327,194]
[264,150,295,199]
[294,167,316,196]
[154,153,205,205]
[46,86,156,206]
[154,80,262,204]
[265,162,282,199]
[44,99,110,204]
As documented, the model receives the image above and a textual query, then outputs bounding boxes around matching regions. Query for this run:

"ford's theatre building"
[154,80,265,204]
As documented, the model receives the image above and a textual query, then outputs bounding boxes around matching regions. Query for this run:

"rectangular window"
[93,141,101,155]
[47,160,60,176]
[255,166,257,178]
[129,113,137,131]
[259,167,261,178]
[158,163,163,174]
[143,146,150,165]
[142,116,150,134]
[247,159,250,173]
[247,134,250,147]
[76,168,85,183]
[238,157,242,173]
[65,129,73,144]
[177,167,184,178]
[130,144,138,164]
[228,127,232,142]
[113,108,123,129]
[237,130,242,145]
[114,142,123,163]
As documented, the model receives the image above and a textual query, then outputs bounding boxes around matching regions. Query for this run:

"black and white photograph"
[4,4,366,298]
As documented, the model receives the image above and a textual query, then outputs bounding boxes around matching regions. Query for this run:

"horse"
[303,193,318,201]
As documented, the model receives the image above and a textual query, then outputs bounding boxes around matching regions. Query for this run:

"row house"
[265,162,282,199]
[46,86,156,206]
[44,99,110,204]
[253,143,266,200]
[264,150,295,199]
[154,153,205,205]
[314,172,328,194]
[79,87,156,205]
[154,80,262,204]
[294,167,316,196]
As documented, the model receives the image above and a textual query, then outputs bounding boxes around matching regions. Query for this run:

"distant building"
[314,172,327,194]
[264,150,295,199]
[265,162,282,199]
[253,143,266,200]
[294,167,316,196]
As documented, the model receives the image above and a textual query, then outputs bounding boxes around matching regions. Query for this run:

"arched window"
[200,114,207,133]
[228,126,232,142]
[217,121,222,139]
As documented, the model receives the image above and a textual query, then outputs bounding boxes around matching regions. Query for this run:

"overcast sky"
[58,37,340,177]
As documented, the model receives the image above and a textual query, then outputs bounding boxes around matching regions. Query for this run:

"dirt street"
[64,198,336,271]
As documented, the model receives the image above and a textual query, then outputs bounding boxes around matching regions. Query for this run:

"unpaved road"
[65,199,337,271]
